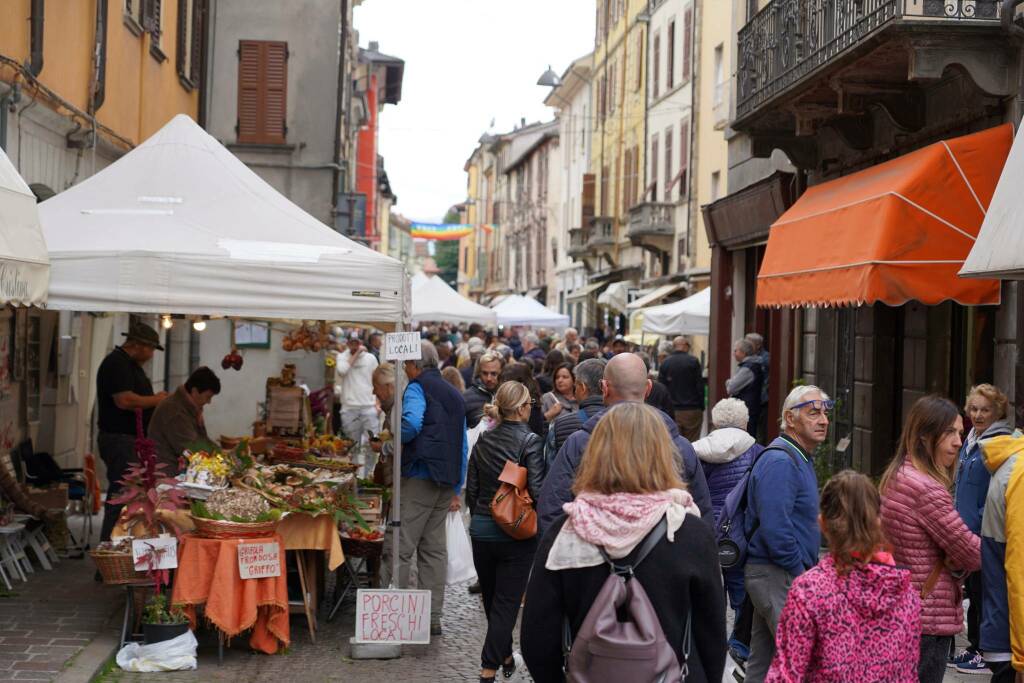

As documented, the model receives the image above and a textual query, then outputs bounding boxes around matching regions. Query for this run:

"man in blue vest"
[726,337,765,437]
[380,340,468,636]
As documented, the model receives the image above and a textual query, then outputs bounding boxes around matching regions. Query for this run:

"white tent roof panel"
[491,295,569,328]
[640,287,711,336]
[0,145,49,307]
[412,275,497,326]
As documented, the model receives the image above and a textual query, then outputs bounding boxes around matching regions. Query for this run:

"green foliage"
[142,593,188,625]
[433,241,459,286]
[189,499,283,523]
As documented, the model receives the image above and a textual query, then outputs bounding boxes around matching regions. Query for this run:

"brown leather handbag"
[489,434,538,540]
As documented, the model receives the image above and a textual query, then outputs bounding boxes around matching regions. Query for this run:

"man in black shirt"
[96,322,168,541]
[657,335,705,442]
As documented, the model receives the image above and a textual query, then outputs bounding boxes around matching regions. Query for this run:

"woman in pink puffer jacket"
[880,396,981,683]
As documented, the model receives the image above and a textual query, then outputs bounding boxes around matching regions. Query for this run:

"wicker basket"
[340,534,384,559]
[90,549,149,585]
[189,514,280,540]
[299,459,358,473]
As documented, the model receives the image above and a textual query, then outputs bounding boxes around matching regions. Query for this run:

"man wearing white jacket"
[335,332,379,446]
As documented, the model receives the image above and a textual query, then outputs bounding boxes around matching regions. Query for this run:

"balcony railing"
[588,217,616,248]
[735,0,1001,120]
[627,202,675,239]
[567,227,589,257]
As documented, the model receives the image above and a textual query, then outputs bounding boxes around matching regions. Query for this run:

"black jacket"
[549,395,604,455]
[466,421,544,516]
[521,513,726,683]
[658,350,704,410]
[462,382,494,429]
[646,380,675,418]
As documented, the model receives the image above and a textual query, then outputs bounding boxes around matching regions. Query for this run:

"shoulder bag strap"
[745,445,801,539]
[597,515,668,573]
[920,558,946,599]
[516,432,538,466]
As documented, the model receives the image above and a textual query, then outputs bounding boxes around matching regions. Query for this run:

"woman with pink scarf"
[521,402,726,682]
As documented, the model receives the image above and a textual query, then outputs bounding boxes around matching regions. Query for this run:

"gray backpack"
[562,517,691,683]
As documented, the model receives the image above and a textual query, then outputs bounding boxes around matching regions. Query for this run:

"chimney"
[521,117,526,128]
[369,41,379,51]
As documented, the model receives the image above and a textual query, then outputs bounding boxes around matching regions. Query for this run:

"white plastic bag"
[446,510,477,585]
[116,630,198,672]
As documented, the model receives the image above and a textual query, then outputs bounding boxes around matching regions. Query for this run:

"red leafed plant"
[109,409,188,535]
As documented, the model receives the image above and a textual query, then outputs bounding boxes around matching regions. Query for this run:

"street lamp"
[536,65,561,88]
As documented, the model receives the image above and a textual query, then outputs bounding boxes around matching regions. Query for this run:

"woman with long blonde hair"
[521,402,726,683]
[880,395,981,683]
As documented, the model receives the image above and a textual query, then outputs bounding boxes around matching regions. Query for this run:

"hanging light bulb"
[161,315,173,330]
[192,319,207,332]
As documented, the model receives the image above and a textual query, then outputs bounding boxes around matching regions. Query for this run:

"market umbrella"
[411,274,497,326]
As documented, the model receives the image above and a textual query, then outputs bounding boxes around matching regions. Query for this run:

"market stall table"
[172,532,289,655]
[277,512,345,641]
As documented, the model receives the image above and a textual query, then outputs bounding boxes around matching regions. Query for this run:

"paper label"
[237,541,282,579]
[384,332,422,361]
[354,589,431,644]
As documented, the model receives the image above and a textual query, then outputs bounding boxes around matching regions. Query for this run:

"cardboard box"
[25,483,68,510]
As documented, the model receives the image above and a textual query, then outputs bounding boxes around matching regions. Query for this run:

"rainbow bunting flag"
[410,222,497,240]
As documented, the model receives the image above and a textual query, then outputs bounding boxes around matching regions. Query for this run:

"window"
[600,165,610,215]
[124,0,144,32]
[652,32,660,99]
[666,20,675,90]
[143,0,166,61]
[679,117,690,198]
[622,148,632,212]
[664,127,673,203]
[608,61,616,114]
[650,134,659,201]
[682,5,693,83]
[711,170,721,202]
[237,40,288,144]
[176,0,204,89]
[635,32,643,92]
[714,43,725,106]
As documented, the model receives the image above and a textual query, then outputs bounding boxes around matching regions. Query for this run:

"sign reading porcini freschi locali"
[354,589,431,644]
[384,331,422,361]
[237,541,282,579]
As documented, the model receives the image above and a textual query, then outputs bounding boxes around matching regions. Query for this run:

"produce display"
[237,463,355,517]
[196,488,277,522]
[339,524,384,542]
[281,323,331,352]
[221,348,244,371]
[184,450,231,487]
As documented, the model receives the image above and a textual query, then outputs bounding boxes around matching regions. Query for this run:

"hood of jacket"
[981,432,1024,474]
[821,554,914,620]
[693,428,755,464]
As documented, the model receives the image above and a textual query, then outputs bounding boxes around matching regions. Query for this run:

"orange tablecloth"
[171,533,289,654]
[277,513,345,570]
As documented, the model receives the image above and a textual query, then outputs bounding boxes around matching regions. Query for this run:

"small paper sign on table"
[237,541,282,579]
[354,589,431,644]
[131,536,178,571]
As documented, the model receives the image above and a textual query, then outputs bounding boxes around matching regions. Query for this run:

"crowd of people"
[327,321,1023,683]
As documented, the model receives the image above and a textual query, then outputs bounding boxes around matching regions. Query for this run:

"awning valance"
[627,282,686,311]
[961,126,1024,279]
[598,281,630,312]
[566,281,606,301]
[756,125,1011,308]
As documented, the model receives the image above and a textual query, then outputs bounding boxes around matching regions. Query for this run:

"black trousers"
[471,536,537,670]
[966,571,982,652]
[988,660,1018,683]
[919,635,953,683]
[98,432,137,542]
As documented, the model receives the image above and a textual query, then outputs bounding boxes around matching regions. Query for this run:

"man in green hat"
[96,321,168,541]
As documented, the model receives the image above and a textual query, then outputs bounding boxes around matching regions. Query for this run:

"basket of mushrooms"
[189,488,284,539]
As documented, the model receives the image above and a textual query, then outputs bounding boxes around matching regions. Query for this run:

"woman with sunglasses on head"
[465,381,545,683]
[880,395,981,683]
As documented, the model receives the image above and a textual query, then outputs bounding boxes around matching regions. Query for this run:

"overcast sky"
[354,0,595,223]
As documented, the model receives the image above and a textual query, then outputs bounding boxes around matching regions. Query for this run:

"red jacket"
[880,462,981,635]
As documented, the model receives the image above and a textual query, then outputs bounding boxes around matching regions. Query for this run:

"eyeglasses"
[790,399,835,412]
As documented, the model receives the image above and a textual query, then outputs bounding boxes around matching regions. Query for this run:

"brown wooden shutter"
[190,0,203,84]
[176,0,187,78]
[237,40,287,144]
[581,173,596,226]
[682,6,693,82]
[664,128,673,202]
[653,33,660,98]
[635,32,643,92]
[144,0,162,35]
[667,20,675,90]
[679,118,690,197]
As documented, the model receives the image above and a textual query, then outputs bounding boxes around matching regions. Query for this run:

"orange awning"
[756,124,1012,308]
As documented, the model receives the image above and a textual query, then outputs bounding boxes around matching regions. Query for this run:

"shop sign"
[384,331,422,361]
[132,536,178,571]
[354,589,431,644]
[237,541,281,579]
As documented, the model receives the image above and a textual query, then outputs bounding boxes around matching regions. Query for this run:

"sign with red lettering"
[354,589,432,644]
[237,541,282,580]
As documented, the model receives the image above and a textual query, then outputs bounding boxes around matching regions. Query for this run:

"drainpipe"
[332,0,350,230]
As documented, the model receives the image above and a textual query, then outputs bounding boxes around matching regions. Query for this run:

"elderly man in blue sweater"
[743,384,830,683]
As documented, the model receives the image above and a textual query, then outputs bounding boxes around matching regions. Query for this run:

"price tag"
[384,331,422,361]
[132,536,178,571]
[354,589,431,644]
[237,541,282,579]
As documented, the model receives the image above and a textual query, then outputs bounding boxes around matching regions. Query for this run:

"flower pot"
[143,621,190,644]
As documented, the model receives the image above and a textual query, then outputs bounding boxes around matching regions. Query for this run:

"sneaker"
[430,623,443,637]
[955,652,989,675]
[468,581,482,595]
[728,638,750,664]
[949,648,979,668]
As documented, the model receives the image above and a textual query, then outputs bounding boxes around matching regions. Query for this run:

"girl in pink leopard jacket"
[767,470,921,683]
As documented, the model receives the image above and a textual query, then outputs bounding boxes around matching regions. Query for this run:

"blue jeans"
[724,566,746,611]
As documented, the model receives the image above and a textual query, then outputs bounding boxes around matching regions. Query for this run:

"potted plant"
[142,593,190,644]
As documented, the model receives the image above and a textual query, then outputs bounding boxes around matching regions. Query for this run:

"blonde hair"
[372,362,395,385]
[482,381,531,424]
[573,403,685,495]
[965,383,1009,422]
[441,366,465,392]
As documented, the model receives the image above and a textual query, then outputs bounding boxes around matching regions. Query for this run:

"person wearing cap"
[96,321,169,541]
[334,332,380,468]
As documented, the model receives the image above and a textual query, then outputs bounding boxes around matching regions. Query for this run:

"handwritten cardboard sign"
[237,541,282,579]
[384,332,422,362]
[132,536,178,571]
[354,589,431,644]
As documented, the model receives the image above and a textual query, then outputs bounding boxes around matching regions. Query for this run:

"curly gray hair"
[711,398,750,430]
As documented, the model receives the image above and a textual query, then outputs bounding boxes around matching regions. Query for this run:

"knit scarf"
[545,488,700,570]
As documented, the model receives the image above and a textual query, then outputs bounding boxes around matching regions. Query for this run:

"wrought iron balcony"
[567,227,589,258]
[587,217,616,248]
[735,0,1002,122]
[627,202,675,239]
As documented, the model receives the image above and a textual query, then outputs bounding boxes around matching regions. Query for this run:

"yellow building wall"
[459,160,481,297]
[592,0,647,232]
[0,1,199,148]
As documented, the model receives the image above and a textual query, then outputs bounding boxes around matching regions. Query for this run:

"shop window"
[237,40,289,145]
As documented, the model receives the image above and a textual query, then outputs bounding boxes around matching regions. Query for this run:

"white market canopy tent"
[961,126,1024,280]
[640,287,711,336]
[39,115,406,326]
[492,294,569,328]
[411,274,497,326]
[0,145,49,307]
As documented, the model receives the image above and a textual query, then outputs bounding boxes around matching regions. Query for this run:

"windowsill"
[123,13,144,36]
[228,142,296,153]
[150,41,168,64]
[178,74,195,92]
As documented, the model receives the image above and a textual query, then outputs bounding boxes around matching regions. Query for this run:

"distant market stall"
[412,273,497,326]
[0,142,49,307]
[491,294,569,328]
[639,287,711,336]
[38,115,409,659]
